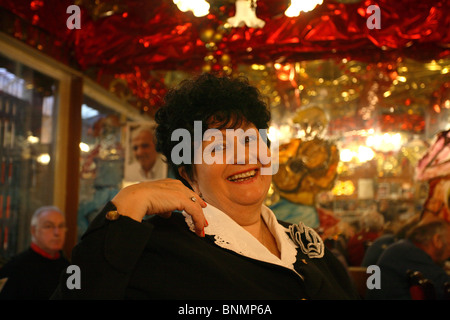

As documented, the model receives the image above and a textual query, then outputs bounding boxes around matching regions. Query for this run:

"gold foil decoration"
[272,137,339,206]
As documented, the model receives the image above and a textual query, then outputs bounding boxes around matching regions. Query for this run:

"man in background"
[365,219,450,299]
[0,206,70,299]
[124,125,169,182]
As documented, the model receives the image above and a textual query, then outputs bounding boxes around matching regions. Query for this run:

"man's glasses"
[39,224,67,232]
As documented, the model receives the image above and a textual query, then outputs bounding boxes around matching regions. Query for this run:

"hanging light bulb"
[285,0,324,17]
[173,0,210,17]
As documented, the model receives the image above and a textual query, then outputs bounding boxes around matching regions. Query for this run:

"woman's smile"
[226,168,259,183]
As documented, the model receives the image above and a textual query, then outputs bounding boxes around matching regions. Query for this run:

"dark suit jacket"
[52,202,359,300]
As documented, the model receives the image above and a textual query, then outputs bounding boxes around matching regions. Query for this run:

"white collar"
[182,203,299,271]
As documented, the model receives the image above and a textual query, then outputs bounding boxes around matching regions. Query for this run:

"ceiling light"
[285,0,324,17]
[173,0,210,17]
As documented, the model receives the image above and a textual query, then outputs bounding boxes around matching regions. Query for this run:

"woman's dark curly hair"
[154,73,271,186]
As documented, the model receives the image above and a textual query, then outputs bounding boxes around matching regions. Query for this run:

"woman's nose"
[230,140,258,165]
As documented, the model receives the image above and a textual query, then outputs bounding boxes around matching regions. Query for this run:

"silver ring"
[190,196,196,202]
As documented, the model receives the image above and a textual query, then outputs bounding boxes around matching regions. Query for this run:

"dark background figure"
[365,219,450,300]
[0,206,70,299]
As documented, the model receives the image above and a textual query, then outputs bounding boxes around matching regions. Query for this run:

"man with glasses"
[0,206,70,299]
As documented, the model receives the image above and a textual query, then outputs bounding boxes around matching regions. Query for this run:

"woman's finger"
[182,194,208,237]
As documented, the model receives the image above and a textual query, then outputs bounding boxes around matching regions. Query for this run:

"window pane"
[0,54,59,259]
[77,95,125,238]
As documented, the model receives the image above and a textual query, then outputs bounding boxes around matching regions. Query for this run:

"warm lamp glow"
[285,0,324,17]
[366,132,404,152]
[357,146,375,163]
[27,135,40,144]
[36,153,51,165]
[79,142,90,153]
[173,0,210,17]
[339,145,375,163]
[332,180,355,196]
[268,124,292,144]
[340,148,354,162]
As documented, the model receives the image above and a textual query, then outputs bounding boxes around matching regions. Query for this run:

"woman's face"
[185,121,272,214]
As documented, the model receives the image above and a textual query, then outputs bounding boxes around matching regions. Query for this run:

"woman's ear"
[178,166,199,192]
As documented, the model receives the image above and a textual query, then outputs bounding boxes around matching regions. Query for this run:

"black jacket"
[52,201,359,300]
[0,248,69,300]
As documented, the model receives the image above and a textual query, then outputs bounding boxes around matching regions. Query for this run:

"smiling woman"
[51,73,360,300]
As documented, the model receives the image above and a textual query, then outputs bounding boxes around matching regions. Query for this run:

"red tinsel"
[1,0,449,73]
[1,0,449,113]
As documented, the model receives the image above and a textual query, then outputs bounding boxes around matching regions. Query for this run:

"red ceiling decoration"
[2,0,449,69]
[1,0,449,114]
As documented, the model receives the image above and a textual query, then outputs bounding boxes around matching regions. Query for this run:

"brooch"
[288,222,324,259]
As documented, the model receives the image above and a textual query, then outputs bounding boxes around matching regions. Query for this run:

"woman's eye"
[215,144,225,151]
[210,143,226,153]
[243,135,257,144]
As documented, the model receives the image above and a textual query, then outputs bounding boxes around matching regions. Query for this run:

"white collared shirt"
[125,155,168,183]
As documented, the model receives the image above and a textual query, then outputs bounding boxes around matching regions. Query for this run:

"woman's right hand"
[111,179,208,237]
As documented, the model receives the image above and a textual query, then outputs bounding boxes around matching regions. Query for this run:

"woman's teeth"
[227,170,257,182]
